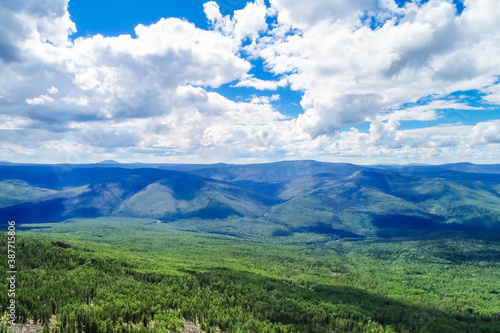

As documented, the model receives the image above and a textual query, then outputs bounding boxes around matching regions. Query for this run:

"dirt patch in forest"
[7,324,43,333]
[6,320,220,333]
[181,320,222,333]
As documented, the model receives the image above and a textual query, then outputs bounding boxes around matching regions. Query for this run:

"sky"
[1,0,500,165]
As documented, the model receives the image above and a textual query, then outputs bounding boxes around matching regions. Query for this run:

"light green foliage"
[1,220,499,332]
[0,180,57,208]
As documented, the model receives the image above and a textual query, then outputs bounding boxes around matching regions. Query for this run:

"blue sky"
[1,0,500,164]
[68,0,305,119]
[69,0,216,37]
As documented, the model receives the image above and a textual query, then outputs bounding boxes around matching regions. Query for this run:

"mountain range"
[1,160,500,241]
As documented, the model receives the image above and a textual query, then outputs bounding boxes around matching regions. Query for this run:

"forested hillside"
[2,161,500,332]
[1,226,500,333]
[1,161,500,240]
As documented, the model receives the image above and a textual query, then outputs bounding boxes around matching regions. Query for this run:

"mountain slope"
[0,179,57,208]
[267,168,500,237]
[0,166,274,223]
[113,178,273,220]
[161,160,363,182]
[1,161,499,240]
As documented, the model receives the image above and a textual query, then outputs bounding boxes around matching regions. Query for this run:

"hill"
[1,161,499,241]
[0,167,275,224]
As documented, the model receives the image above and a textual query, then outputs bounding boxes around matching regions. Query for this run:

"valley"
[1,161,500,241]
[1,161,500,332]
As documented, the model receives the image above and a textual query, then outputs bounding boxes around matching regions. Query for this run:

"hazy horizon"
[1,158,498,167]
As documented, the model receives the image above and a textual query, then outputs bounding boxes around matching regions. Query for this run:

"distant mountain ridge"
[1,161,499,241]
[97,159,121,164]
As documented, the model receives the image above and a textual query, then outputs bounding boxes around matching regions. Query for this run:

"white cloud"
[1,0,500,164]
[2,10,257,124]
[0,0,75,64]
[391,119,500,149]
[377,100,483,123]
[204,0,268,41]
[270,94,280,101]
[270,0,378,29]
[47,86,59,94]
[233,76,287,90]
[252,0,500,137]
[483,81,500,105]
[25,94,54,105]
[233,0,269,41]
[0,114,31,130]
[0,0,290,163]
[61,96,89,106]
[470,119,500,144]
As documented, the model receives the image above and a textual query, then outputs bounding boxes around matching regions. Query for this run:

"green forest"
[1,219,500,333]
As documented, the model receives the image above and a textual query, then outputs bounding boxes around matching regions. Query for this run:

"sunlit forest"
[1,220,500,332]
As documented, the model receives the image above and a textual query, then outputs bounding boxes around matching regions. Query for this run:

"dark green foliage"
[1,230,500,333]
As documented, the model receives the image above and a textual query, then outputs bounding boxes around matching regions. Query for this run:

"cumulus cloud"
[47,86,59,94]
[233,76,287,90]
[0,4,263,124]
[252,0,500,137]
[204,0,268,41]
[483,80,500,105]
[0,0,500,164]
[377,100,483,123]
[25,95,54,105]
[0,0,75,63]
[0,0,287,163]
[470,120,500,145]
[269,0,378,29]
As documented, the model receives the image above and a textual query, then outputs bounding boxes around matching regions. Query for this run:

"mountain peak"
[97,160,120,164]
